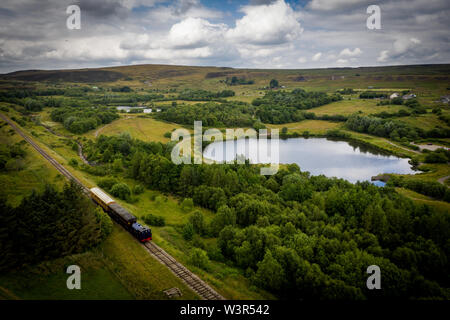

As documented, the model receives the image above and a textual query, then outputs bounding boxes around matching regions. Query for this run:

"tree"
[182,223,194,240]
[269,79,279,89]
[189,211,206,235]
[254,250,285,291]
[180,198,194,212]
[210,205,236,236]
[188,248,210,270]
[110,183,131,200]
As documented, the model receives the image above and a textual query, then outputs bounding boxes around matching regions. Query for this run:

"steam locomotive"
[90,187,152,242]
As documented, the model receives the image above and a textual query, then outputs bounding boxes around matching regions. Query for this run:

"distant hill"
[1,63,449,84]
[0,69,125,83]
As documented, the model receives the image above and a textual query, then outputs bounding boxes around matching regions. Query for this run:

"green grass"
[0,224,200,300]
[396,188,450,214]
[312,99,408,116]
[84,115,187,143]
[0,119,65,206]
[267,120,342,135]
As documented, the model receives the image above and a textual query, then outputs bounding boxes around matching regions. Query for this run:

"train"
[90,187,152,242]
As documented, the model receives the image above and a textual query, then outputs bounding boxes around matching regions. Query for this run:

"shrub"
[182,223,194,240]
[143,213,165,226]
[133,184,145,195]
[98,177,118,191]
[110,183,131,200]
[180,198,194,212]
[188,248,210,270]
[94,207,113,240]
[68,158,78,167]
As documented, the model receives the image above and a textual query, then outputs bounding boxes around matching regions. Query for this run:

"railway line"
[0,113,225,300]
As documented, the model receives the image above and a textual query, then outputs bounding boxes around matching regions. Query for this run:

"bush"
[110,183,131,200]
[68,158,78,167]
[180,198,194,212]
[143,213,165,226]
[424,149,449,164]
[98,177,118,191]
[94,207,113,240]
[164,131,172,138]
[182,223,194,240]
[188,248,210,270]
[133,184,145,195]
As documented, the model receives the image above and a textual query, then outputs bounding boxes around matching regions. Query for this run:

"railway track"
[0,113,225,300]
[143,242,224,300]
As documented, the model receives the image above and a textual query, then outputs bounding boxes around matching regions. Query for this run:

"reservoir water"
[203,137,415,183]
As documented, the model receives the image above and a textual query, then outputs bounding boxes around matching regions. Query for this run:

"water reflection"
[203,137,415,183]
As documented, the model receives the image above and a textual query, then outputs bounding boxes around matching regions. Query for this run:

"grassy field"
[267,120,342,135]
[84,115,186,143]
[312,99,408,116]
[396,188,450,214]
[0,223,199,300]
[0,119,65,206]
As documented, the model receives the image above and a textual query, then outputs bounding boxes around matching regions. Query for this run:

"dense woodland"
[0,182,112,272]
[345,114,450,140]
[50,107,119,134]
[81,133,450,299]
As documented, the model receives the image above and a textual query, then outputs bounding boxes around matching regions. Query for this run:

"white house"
[390,93,399,99]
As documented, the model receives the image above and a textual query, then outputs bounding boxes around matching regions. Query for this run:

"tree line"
[0,182,112,272]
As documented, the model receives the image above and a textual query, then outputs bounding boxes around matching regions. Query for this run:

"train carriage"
[90,187,152,242]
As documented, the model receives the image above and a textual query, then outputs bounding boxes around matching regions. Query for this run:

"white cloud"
[336,59,348,64]
[308,0,372,11]
[312,52,322,61]
[377,50,389,62]
[226,0,302,45]
[339,47,362,57]
[168,17,226,49]
[393,37,421,55]
[297,57,307,63]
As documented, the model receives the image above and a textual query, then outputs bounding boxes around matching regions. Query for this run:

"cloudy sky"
[0,0,449,73]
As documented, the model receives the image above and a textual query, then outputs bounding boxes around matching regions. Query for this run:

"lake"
[203,137,415,183]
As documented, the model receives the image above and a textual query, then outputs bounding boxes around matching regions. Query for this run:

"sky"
[0,0,449,73]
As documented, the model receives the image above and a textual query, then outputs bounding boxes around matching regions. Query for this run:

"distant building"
[390,93,399,99]
[402,93,417,100]
[143,109,152,113]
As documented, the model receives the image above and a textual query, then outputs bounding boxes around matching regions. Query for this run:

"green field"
[84,115,186,143]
